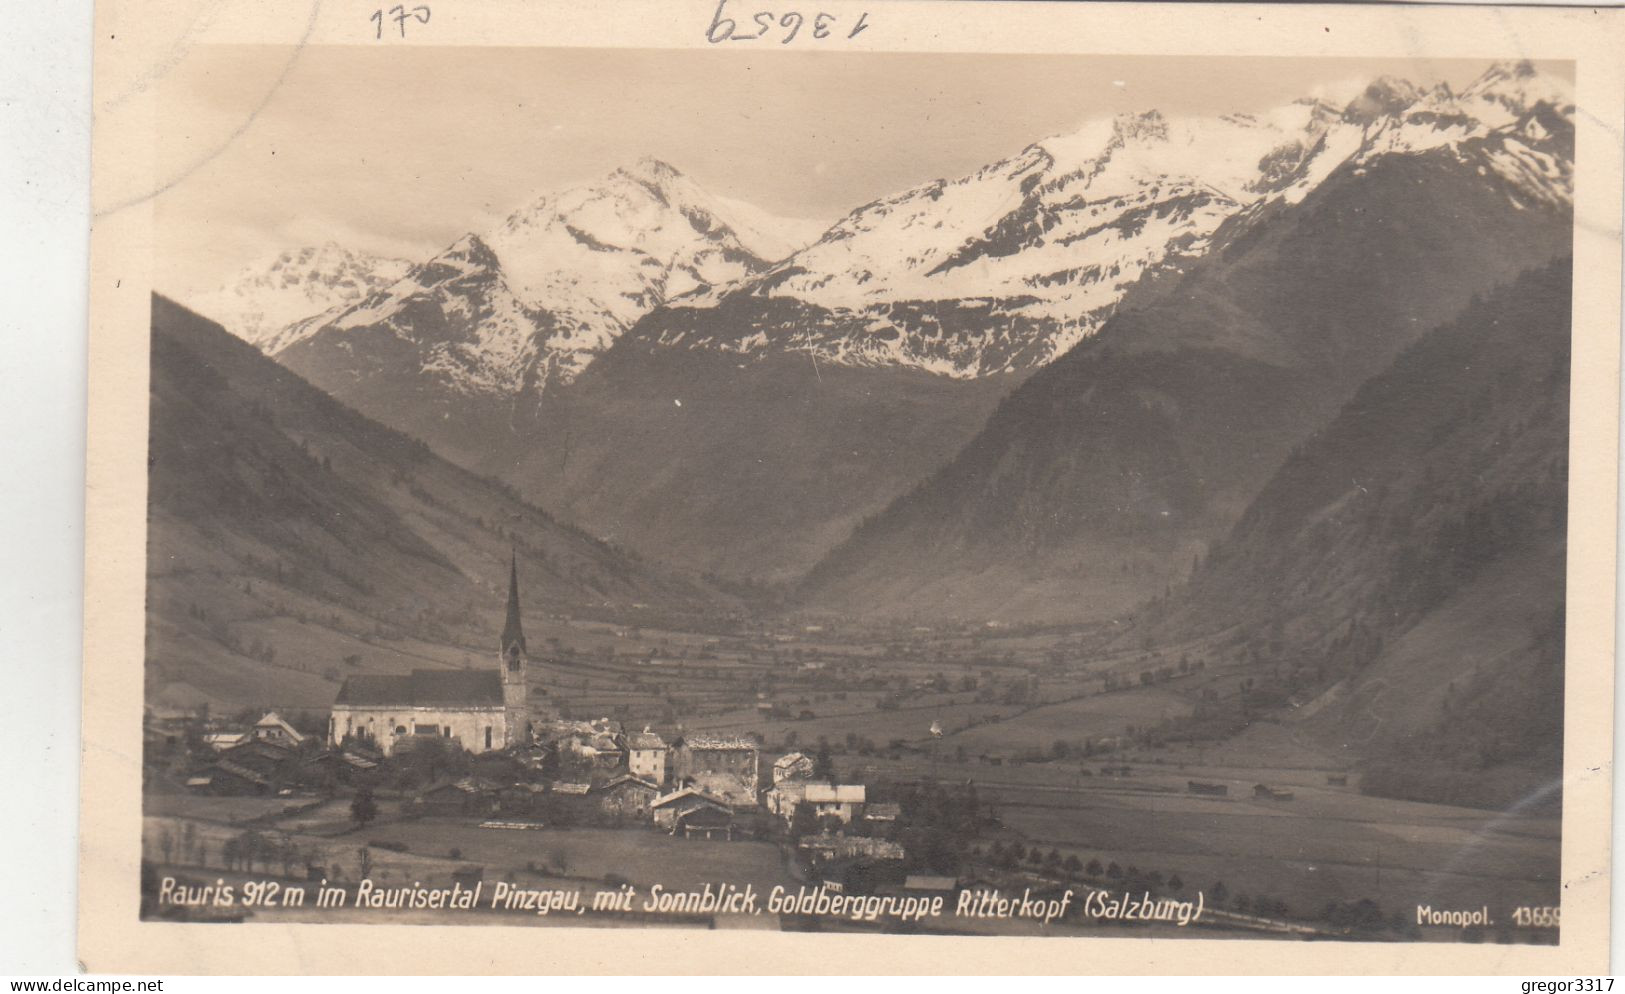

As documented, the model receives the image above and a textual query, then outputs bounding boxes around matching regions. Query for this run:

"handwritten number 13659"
[706,0,869,43]
[371,5,431,39]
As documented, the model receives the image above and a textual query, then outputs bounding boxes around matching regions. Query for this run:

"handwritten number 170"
[371,5,431,39]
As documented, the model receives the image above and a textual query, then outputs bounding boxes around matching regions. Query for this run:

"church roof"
[334,669,503,708]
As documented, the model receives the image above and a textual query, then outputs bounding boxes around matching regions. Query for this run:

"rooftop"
[677,734,758,751]
[335,669,504,708]
[628,731,667,749]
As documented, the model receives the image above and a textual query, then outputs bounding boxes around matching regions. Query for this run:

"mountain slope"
[642,62,1571,379]
[514,347,1021,584]
[1149,259,1571,809]
[192,242,411,351]
[145,295,725,710]
[800,105,1573,621]
[275,158,818,403]
[484,65,1573,584]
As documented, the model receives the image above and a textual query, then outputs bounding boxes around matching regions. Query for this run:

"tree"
[1086,858,1103,877]
[350,788,379,828]
[813,742,834,780]
[1063,854,1083,876]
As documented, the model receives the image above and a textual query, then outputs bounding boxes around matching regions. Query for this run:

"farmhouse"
[418,776,500,816]
[190,758,272,795]
[216,739,296,778]
[651,787,731,831]
[671,734,760,803]
[864,802,901,825]
[330,555,534,756]
[674,805,734,841]
[250,711,305,748]
[772,751,815,783]
[800,834,906,863]
[765,782,867,825]
[598,774,661,819]
[627,729,669,784]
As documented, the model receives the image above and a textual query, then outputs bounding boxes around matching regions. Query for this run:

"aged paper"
[83,0,1625,974]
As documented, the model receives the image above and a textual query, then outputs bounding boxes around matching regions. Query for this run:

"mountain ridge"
[797,108,1574,620]
[145,294,728,710]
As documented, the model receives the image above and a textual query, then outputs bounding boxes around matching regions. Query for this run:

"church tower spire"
[500,547,530,748]
[501,547,526,656]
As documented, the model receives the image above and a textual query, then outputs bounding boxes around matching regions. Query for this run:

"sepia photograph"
[136,43,1581,941]
[67,0,1625,975]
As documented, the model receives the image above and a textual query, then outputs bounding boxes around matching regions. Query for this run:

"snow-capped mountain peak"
[1460,60,1574,123]
[268,160,828,397]
[645,66,1573,379]
[253,63,1574,403]
[192,242,412,350]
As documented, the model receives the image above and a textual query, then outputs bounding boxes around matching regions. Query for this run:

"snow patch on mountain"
[271,159,824,396]
[193,243,412,351]
[265,61,1574,394]
[648,61,1573,379]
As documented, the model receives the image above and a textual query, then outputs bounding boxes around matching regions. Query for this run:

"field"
[145,604,1563,942]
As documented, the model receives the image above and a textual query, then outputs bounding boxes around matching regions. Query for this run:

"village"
[136,560,1561,942]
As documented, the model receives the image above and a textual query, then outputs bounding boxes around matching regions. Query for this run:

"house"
[674,805,734,841]
[217,739,297,779]
[651,787,731,832]
[588,732,626,768]
[671,735,759,787]
[495,782,548,817]
[806,783,865,823]
[303,749,381,788]
[418,776,500,816]
[766,781,866,825]
[191,759,272,796]
[1187,781,1229,797]
[772,752,815,784]
[202,731,247,751]
[1326,773,1349,786]
[627,729,668,784]
[533,781,595,823]
[598,774,661,820]
[864,802,901,825]
[1253,784,1295,801]
[250,711,305,747]
[671,734,760,804]
[330,555,534,756]
[800,834,906,863]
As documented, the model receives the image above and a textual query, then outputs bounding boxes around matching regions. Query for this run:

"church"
[328,555,532,756]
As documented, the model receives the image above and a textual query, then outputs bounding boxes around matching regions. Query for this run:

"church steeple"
[499,549,531,749]
[501,548,526,657]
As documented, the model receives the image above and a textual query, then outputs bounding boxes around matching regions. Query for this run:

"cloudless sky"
[154,47,1565,296]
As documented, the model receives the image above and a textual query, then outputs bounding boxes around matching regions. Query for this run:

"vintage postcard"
[81,0,1625,974]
